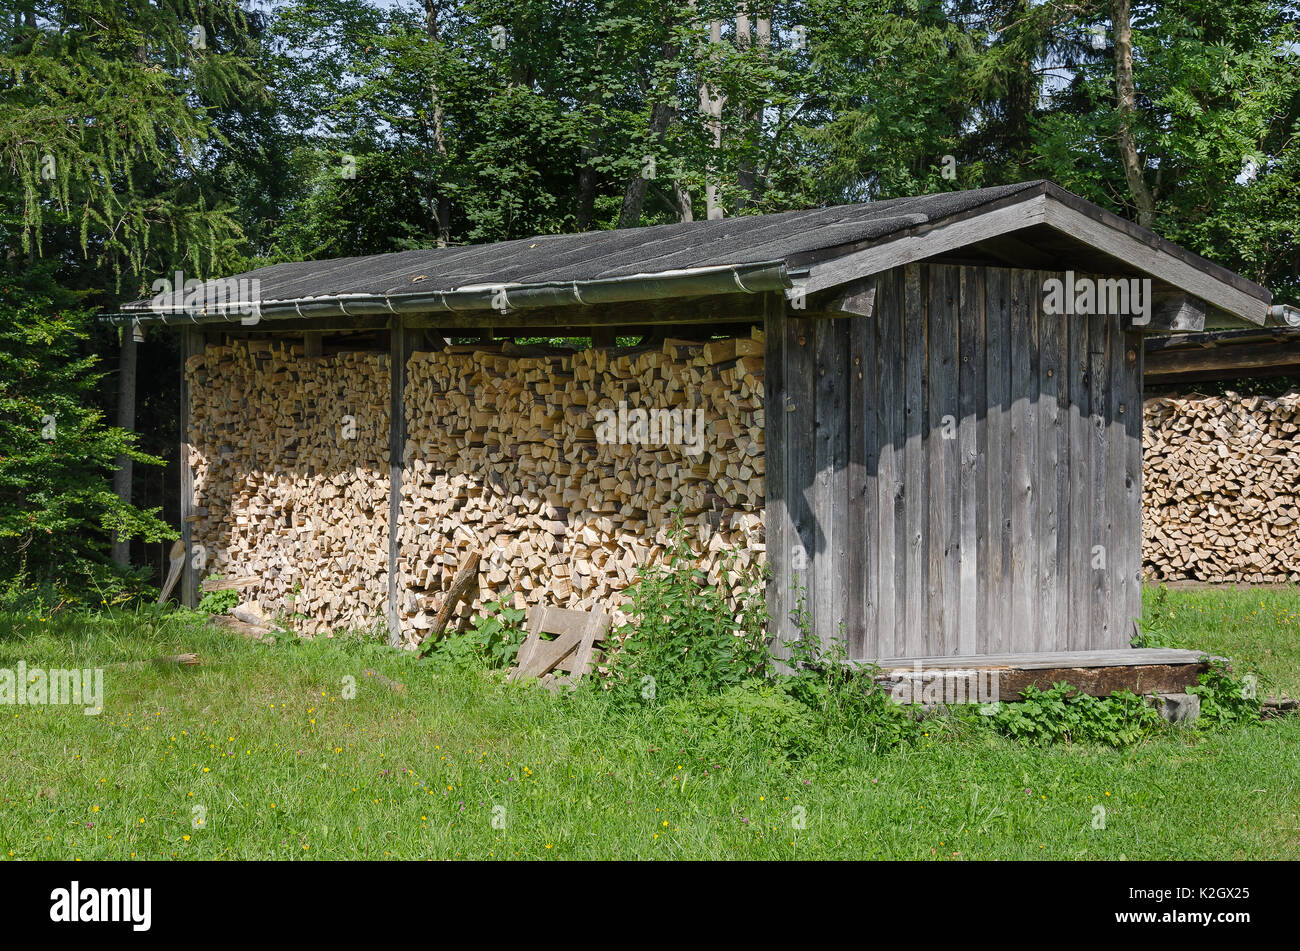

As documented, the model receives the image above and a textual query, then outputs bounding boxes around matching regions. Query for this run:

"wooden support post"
[303,332,322,357]
[763,292,793,666]
[178,326,202,608]
[387,317,408,646]
[112,320,139,567]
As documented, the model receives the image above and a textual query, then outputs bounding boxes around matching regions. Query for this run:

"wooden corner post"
[763,291,794,664]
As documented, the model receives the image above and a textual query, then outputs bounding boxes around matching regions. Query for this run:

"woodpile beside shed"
[183,333,768,639]
[1143,391,1300,583]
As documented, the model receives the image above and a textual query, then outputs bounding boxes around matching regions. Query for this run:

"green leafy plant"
[422,599,527,671]
[1188,660,1263,728]
[990,682,1164,747]
[468,598,527,670]
[779,608,920,754]
[421,629,487,672]
[610,520,769,705]
[197,576,239,616]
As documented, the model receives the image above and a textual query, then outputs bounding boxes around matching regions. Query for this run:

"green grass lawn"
[1141,584,1300,698]
[1,590,1298,861]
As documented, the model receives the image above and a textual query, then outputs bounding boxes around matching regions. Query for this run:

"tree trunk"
[617,100,673,228]
[673,179,694,222]
[576,39,607,231]
[700,18,726,219]
[576,157,598,230]
[735,10,771,210]
[424,0,451,246]
[111,325,138,567]
[1111,0,1156,228]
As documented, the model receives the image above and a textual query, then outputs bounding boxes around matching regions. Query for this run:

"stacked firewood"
[186,339,391,634]
[1143,391,1300,582]
[396,333,768,641]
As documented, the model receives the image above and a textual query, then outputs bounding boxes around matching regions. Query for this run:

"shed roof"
[122,180,1272,326]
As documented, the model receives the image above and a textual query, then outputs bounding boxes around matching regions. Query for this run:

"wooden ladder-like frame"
[508,605,609,691]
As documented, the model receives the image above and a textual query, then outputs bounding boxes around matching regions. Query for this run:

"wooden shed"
[121,181,1273,679]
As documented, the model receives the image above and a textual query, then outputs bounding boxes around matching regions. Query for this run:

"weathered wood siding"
[766,262,1143,660]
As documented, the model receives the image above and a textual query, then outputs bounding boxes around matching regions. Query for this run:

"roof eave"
[112,260,801,327]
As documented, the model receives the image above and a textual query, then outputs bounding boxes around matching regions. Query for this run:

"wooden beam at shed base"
[862,647,1214,700]
[1003,663,1202,699]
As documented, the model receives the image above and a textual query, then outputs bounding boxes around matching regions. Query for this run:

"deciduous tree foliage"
[3,0,1299,598]
[254,0,1299,307]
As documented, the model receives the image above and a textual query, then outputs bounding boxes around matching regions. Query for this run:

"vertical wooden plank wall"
[1116,325,1144,643]
[984,268,1011,653]
[764,293,819,654]
[1008,270,1039,652]
[1088,310,1111,647]
[877,268,906,658]
[901,269,929,657]
[812,318,849,650]
[1036,280,1066,653]
[846,304,877,659]
[957,268,985,656]
[926,266,960,657]
[786,309,818,649]
[766,263,1143,660]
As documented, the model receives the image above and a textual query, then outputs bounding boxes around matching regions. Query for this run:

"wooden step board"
[858,648,1216,700]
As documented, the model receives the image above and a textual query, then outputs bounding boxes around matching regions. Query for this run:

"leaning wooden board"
[509,605,609,692]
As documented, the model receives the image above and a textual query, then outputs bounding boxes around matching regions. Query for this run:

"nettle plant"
[611,520,769,705]
[1188,660,1262,728]
[469,598,528,670]
[1132,585,1173,648]
[426,598,528,672]
[779,588,921,752]
[990,683,1164,747]
[196,575,238,616]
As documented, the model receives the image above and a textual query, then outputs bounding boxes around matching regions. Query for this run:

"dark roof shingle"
[126,181,1045,308]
